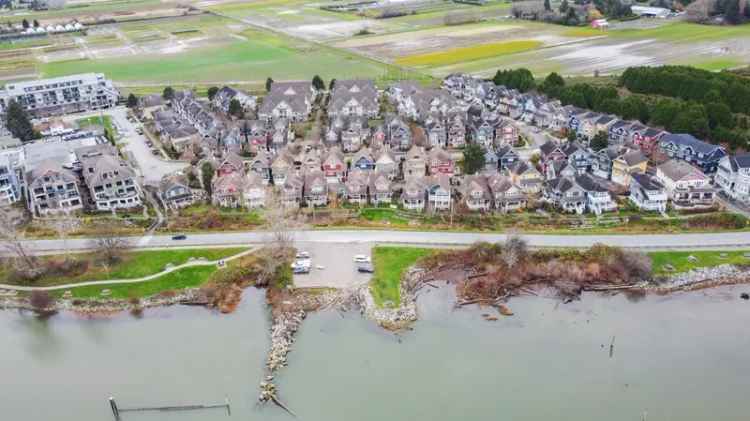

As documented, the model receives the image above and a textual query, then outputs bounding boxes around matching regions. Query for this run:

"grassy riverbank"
[64,266,220,299]
[0,247,247,288]
[370,246,433,307]
[650,250,750,276]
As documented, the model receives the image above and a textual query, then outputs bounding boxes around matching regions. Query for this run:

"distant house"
[631,126,665,156]
[629,173,667,213]
[611,149,648,187]
[505,160,543,194]
[544,174,615,215]
[258,81,316,122]
[244,172,267,209]
[496,145,520,171]
[212,172,245,208]
[304,170,328,207]
[248,150,272,184]
[328,80,379,119]
[427,146,454,177]
[281,173,304,208]
[716,154,750,204]
[656,159,715,209]
[375,148,398,179]
[159,173,195,210]
[401,177,426,211]
[322,147,346,183]
[462,175,492,212]
[213,86,257,115]
[425,175,452,212]
[216,151,245,177]
[352,148,376,172]
[404,145,427,180]
[659,133,726,174]
[344,170,369,205]
[487,174,527,213]
[369,171,393,205]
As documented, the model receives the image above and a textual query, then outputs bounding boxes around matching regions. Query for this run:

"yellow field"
[395,40,542,67]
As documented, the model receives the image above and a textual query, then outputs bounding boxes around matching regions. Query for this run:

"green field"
[649,250,750,276]
[610,22,750,42]
[41,28,393,83]
[370,246,433,307]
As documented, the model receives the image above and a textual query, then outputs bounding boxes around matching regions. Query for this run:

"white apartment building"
[0,73,118,117]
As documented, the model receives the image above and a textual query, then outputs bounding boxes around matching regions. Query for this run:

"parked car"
[357,263,374,273]
[172,234,187,240]
[296,251,310,259]
[353,255,371,263]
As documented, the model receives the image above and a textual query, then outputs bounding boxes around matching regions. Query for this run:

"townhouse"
[76,144,141,211]
[659,133,726,174]
[258,81,316,122]
[629,173,668,213]
[715,154,750,204]
[328,80,379,119]
[656,159,715,209]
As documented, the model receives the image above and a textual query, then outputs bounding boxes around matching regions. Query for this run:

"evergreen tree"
[228,98,243,118]
[201,162,215,198]
[725,0,741,24]
[22,19,29,29]
[207,86,219,101]
[312,75,325,91]
[540,72,565,94]
[462,144,486,175]
[329,78,337,91]
[162,86,174,100]
[265,77,274,92]
[5,100,38,142]
[32,19,39,28]
[590,131,608,151]
[126,93,138,108]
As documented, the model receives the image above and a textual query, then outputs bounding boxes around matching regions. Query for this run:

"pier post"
[109,397,120,421]
[225,396,231,416]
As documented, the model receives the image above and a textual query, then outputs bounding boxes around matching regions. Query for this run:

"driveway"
[292,242,373,289]
[66,107,188,185]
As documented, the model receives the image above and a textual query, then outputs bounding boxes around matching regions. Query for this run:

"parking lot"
[292,242,373,289]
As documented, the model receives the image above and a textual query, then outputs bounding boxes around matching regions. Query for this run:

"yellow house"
[611,150,648,187]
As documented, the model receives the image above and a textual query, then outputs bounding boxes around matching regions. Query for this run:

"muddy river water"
[3,286,750,421]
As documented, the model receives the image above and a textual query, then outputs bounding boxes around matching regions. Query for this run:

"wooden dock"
[109,396,230,420]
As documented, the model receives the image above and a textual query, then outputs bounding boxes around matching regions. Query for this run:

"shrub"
[29,290,54,312]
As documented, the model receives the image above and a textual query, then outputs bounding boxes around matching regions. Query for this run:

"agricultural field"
[0,0,190,25]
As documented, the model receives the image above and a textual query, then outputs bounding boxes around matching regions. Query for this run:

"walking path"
[0,248,256,292]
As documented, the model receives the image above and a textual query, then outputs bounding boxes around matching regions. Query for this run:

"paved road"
[20,229,750,253]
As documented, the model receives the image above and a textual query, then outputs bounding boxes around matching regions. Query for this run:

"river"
[3,286,750,421]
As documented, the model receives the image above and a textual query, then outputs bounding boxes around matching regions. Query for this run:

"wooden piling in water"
[109,397,120,421]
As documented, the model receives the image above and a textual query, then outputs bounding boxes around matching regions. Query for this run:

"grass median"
[370,246,433,308]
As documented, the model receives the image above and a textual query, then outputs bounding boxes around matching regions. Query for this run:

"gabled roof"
[661,133,723,155]
[617,150,647,167]
[657,159,707,181]
[727,154,750,171]
[631,173,663,191]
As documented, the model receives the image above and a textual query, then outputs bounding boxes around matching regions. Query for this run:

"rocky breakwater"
[654,264,750,292]
[357,267,421,331]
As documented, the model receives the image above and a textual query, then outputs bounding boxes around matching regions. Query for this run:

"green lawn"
[64,265,219,299]
[359,208,410,226]
[370,246,433,308]
[649,250,750,276]
[76,115,115,135]
[1,247,247,287]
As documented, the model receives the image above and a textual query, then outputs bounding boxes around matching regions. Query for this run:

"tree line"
[520,66,750,151]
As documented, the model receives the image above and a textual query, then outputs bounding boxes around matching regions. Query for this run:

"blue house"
[659,133,726,174]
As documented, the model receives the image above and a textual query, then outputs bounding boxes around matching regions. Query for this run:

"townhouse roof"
[661,133,723,155]
[657,159,706,181]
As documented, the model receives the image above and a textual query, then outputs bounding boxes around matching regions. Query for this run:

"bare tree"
[263,189,295,255]
[0,209,40,278]
[501,233,529,269]
[88,222,131,266]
